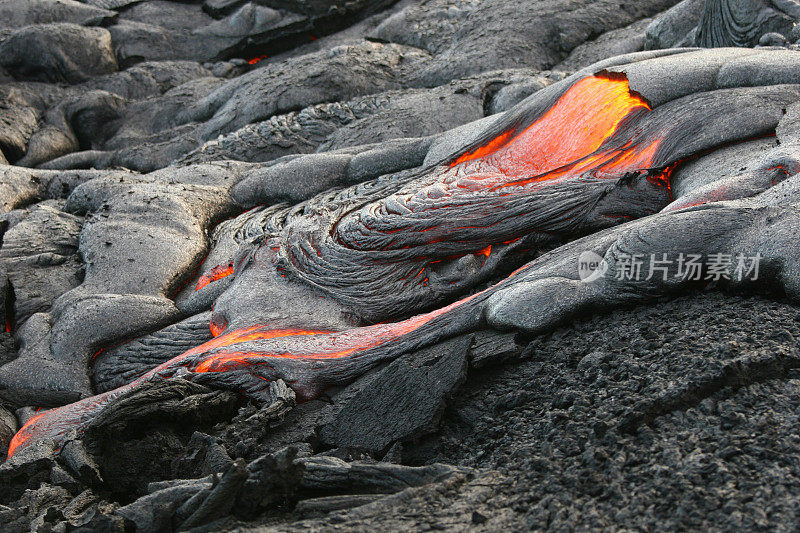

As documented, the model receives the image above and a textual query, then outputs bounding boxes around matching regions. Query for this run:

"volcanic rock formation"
[4,1,800,531]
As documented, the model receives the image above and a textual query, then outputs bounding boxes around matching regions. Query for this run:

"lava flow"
[330,71,670,260]
[195,262,235,291]
[291,71,675,322]
[7,289,487,458]
[449,72,652,173]
[7,72,684,458]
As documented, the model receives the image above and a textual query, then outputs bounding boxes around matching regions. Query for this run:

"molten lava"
[324,71,673,318]
[182,73,672,377]
[450,73,651,171]
[195,262,235,291]
[338,72,669,250]
[6,289,486,458]
[248,55,268,65]
[7,411,46,458]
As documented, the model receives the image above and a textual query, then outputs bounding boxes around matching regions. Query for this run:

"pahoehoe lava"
[5,1,800,530]
[9,49,800,459]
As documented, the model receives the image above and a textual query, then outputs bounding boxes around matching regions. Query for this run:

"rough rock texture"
[0,406,15,458]
[0,0,683,172]
[0,0,117,29]
[555,18,653,72]
[5,1,800,531]
[226,293,800,531]
[0,24,118,84]
[644,0,800,50]
[696,0,798,48]
[0,201,83,326]
[406,293,800,531]
[645,0,705,49]
[369,0,679,81]
[92,312,213,392]
[317,335,470,454]
[178,69,561,166]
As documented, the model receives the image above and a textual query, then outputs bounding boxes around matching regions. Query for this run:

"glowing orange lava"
[248,55,268,65]
[7,411,46,458]
[449,72,651,179]
[196,262,235,291]
[346,72,669,267]
[190,327,333,371]
[184,293,476,374]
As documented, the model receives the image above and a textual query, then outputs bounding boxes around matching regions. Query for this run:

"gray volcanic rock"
[6,2,800,532]
[0,23,118,84]
[108,2,295,65]
[696,0,798,48]
[107,0,399,65]
[369,0,679,82]
[204,0,249,19]
[100,68,558,170]
[7,1,675,171]
[0,0,117,29]
[81,0,142,8]
[0,61,212,168]
[81,60,213,101]
[179,70,542,166]
[65,164,241,297]
[92,312,213,392]
[670,136,780,198]
[0,87,44,163]
[107,20,207,66]
[0,267,8,337]
[82,77,223,171]
[108,1,303,65]
[0,167,44,214]
[0,406,15,459]
[645,0,705,49]
[0,201,83,327]
[297,456,470,494]
[16,90,127,168]
[180,40,433,140]
[0,163,248,405]
[0,167,135,213]
[645,0,800,50]
[408,294,800,531]
[555,18,653,72]
[5,44,800,435]
[318,335,470,454]
[241,294,800,531]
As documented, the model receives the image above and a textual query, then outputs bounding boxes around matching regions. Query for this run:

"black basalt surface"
[267,293,800,531]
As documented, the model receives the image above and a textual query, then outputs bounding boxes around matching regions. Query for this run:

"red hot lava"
[195,262,235,291]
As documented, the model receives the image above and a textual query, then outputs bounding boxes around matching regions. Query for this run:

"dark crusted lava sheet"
[254,292,800,531]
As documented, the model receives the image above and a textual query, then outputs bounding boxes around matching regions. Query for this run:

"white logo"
[578,250,608,282]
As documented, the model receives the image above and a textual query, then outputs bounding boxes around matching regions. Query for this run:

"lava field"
[3,0,800,531]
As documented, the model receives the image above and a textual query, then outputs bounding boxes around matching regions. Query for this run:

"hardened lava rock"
[645,0,800,50]
[4,1,800,531]
[0,23,118,84]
